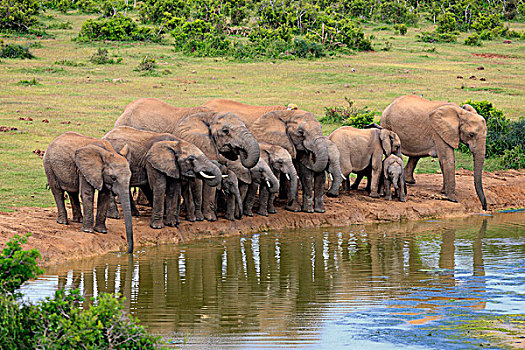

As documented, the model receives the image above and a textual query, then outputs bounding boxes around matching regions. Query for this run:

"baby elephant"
[43,132,134,253]
[382,154,406,202]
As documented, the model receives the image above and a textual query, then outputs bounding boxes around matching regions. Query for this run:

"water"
[21,213,525,349]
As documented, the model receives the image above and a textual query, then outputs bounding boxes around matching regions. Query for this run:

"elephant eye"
[298,129,304,136]
[188,155,196,162]
[110,175,117,181]
[222,128,229,135]
[278,159,284,164]
[469,132,475,138]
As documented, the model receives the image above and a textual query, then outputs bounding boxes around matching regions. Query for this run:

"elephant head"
[175,112,260,169]
[75,144,134,253]
[383,154,406,202]
[146,139,222,187]
[250,158,280,194]
[379,129,402,157]
[429,104,487,210]
[260,143,298,205]
[250,110,329,172]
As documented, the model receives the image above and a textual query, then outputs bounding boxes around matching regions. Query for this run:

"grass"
[0,11,524,211]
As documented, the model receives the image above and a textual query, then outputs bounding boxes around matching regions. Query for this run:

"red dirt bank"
[1,169,524,266]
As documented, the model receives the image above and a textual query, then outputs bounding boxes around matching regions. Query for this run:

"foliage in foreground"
[0,234,162,349]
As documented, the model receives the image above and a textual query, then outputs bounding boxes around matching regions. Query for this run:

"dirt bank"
[1,169,524,266]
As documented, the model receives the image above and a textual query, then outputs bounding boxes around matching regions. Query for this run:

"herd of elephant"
[43,95,488,253]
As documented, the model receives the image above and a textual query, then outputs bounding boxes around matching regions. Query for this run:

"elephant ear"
[461,104,478,114]
[251,111,296,159]
[118,144,132,163]
[379,129,392,156]
[175,114,219,161]
[225,159,252,184]
[429,105,460,149]
[75,145,106,191]
[146,141,181,179]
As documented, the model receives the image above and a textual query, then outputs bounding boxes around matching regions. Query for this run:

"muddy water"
[22,213,525,349]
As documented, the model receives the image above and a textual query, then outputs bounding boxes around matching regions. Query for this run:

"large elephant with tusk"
[381,95,487,210]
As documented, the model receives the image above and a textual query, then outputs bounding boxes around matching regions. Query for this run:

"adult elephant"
[103,127,222,228]
[203,99,288,127]
[381,95,487,210]
[115,98,209,129]
[43,132,134,253]
[250,110,329,212]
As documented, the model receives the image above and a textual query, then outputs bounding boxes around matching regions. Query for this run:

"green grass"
[0,11,524,211]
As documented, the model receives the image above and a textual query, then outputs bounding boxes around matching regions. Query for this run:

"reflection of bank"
[43,216,496,342]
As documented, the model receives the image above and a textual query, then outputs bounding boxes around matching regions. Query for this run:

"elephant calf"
[381,154,406,202]
[213,161,243,221]
[43,132,134,253]
[103,127,222,229]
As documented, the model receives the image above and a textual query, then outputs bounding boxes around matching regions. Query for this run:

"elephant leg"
[257,185,269,217]
[236,183,248,218]
[140,186,154,206]
[129,190,140,217]
[285,182,301,212]
[165,180,180,227]
[149,176,167,229]
[50,185,68,225]
[202,184,217,221]
[299,162,314,213]
[369,154,382,198]
[398,178,406,202]
[80,177,95,233]
[278,173,289,200]
[106,194,121,219]
[351,174,364,190]
[190,179,204,221]
[182,182,196,222]
[436,145,457,202]
[244,183,258,217]
[313,171,326,213]
[94,188,111,234]
[404,156,420,184]
[69,191,82,223]
[384,178,392,200]
[268,193,277,214]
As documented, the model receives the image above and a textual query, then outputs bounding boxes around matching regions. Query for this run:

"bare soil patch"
[472,53,515,59]
[0,170,524,266]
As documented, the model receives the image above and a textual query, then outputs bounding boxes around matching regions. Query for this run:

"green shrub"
[419,31,457,43]
[135,55,157,72]
[321,98,376,128]
[464,33,482,46]
[89,48,122,64]
[171,19,230,56]
[436,12,458,33]
[0,42,34,59]
[16,77,40,86]
[0,0,40,31]
[77,15,158,42]
[394,23,407,35]
[501,145,525,169]
[377,2,418,24]
[139,0,189,25]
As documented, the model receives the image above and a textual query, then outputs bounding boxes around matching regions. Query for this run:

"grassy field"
[0,11,524,211]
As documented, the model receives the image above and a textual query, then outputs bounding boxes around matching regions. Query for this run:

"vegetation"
[321,98,376,128]
[0,41,34,59]
[89,47,122,64]
[0,234,162,349]
[77,14,159,42]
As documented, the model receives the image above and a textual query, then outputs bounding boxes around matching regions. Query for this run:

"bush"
[377,2,418,24]
[394,23,407,35]
[321,98,376,128]
[464,33,482,46]
[89,48,122,64]
[501,145,525,169]
[77,15,158,42]
[0,234,163,349]
[0,0,40,32]
[0,42,34,59]
[16,77,40,86]
[419,31,457,43]
[171,19,230,56]
[135,55,156,72]
[436,12,458,33]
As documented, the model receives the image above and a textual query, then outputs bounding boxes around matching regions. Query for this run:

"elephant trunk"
[116,186,134,253]
[197,160,222,187]
[471,143,487,211]
[287,169,298,206]
[239,130,260,169]
[327,162,343,197]
[309,137,329,173]
[392,173,400,192]
[234,187,243,219]
[266,172,280,194]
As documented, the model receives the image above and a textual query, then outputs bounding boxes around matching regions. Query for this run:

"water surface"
[22,213,525,349]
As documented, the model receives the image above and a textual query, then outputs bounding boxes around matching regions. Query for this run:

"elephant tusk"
[329,173,333,181]
[222,174,229,178]
[266,180,271,188]
[341,174,347,181]
[285,173,290,181]
[199,171,215,179]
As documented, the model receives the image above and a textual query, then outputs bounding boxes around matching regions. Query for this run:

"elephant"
[43,132,134,253]
[202,98,289,127]
[213,161,243,221]
[329,126,401,198]
[103,126,222,228]
[114,101,260,221]
[381,154,406,202]
[249,110,329,213]
[259,142,298,215]
[224,158,280,217]
[115,98,209,129]
[381,95,487,210]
